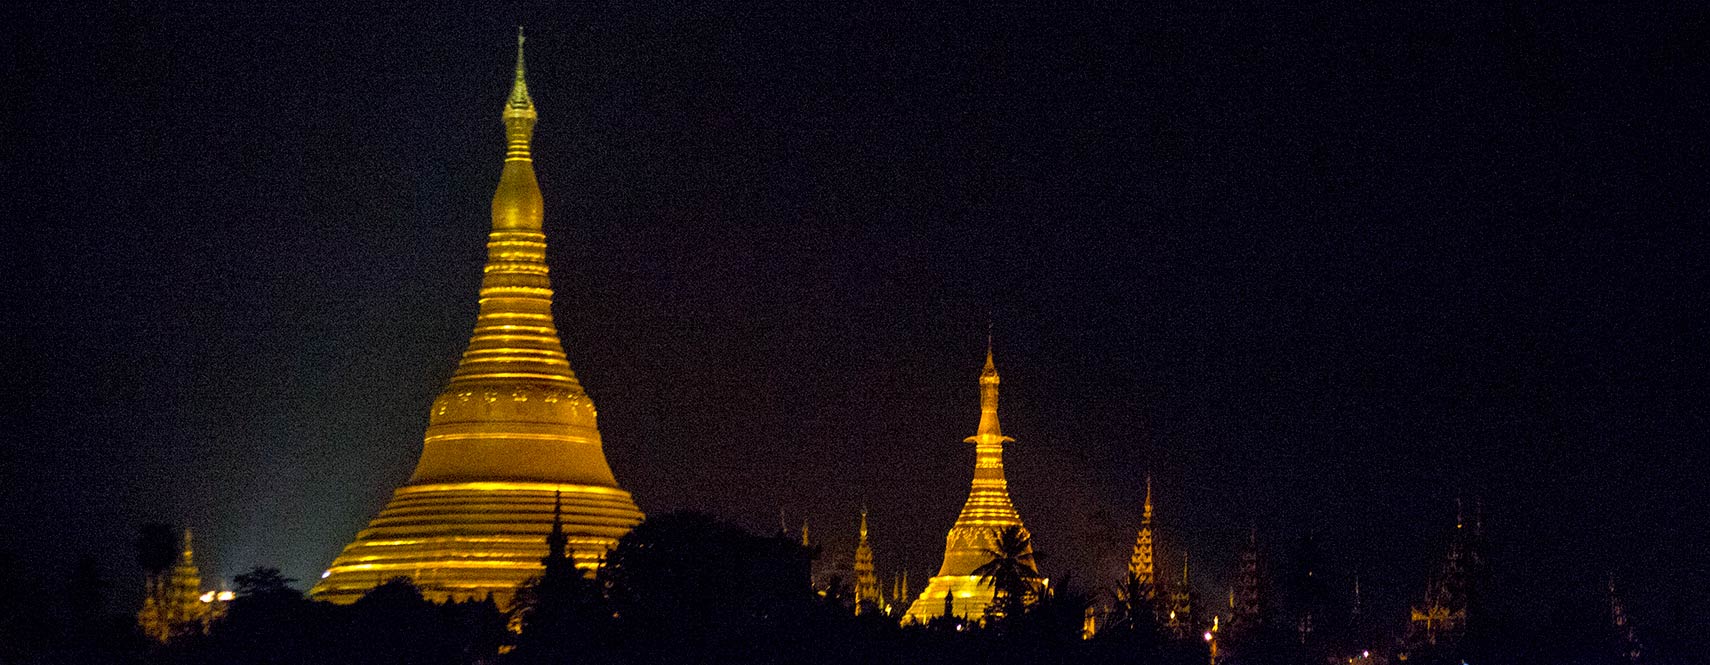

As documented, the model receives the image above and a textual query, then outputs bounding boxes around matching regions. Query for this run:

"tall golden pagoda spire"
[312,32,643,605]
[138,528,208,642]
[853,508,880,614]
[1168,549,1195,638]
[904,340,1037,623]
[1129,475,1156,594]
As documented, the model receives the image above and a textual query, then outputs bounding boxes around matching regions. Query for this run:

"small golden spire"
[971,335,1009,442]
[983,324,996,376]
[1143,475,1153,524]
[505,27,535,118]
[985,317,994,369]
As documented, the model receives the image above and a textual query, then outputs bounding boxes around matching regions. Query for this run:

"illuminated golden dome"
[311,30,643,605]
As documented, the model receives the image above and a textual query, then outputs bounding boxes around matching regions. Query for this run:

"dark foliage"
[7,522,1703,664]
[508,569,607,664]
[599,511,820,663]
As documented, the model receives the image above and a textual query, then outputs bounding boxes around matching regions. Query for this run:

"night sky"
[7,1,1707,638]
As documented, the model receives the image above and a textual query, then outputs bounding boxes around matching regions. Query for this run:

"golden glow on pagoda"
[311,30,643,605]
[138,529,212,642]
[903,342,1038,623]
[1129,475,1155,592]
[853,509,880,614]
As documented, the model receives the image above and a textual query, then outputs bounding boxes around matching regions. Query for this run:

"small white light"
[1203,631,1213,642]
[321,570,332,579]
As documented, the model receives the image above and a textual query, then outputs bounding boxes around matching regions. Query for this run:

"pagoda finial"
[970,335,1010,443]
[985,316,994,365]
[860,507,869,540]
[506,27,534,117]
[1143,475,1153,524]
[984,325,995,373]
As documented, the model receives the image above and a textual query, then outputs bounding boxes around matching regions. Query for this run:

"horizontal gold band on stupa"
[396,481,633,496]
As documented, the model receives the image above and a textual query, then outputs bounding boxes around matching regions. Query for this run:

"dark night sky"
[6,0,1707,640]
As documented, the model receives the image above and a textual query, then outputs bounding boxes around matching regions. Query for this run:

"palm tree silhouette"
[972,525,1043,621]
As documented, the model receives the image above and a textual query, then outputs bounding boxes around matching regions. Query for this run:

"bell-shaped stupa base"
[311,482,641,605]
[905,575,997,623]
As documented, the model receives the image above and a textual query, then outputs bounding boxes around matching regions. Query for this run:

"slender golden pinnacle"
[507,27,534,116]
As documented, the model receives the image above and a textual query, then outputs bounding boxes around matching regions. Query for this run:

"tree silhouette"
[509,569,607,663]
[971,525,1042,623]
[347,577,451,665]
[234,566,299,598]
[200,566,322,664]
[599,511,818,663]
[1100,571,1163,659]
[1009,577,1092,651]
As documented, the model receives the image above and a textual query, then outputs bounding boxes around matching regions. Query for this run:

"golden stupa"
[903,342,1039,623]
[311,32,643,604]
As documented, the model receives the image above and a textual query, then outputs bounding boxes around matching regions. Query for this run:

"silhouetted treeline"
[2,515,1704,664]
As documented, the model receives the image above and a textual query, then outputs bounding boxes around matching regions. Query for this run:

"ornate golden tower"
[853,509,880,614]
[138,529,208,642]
[311,31,643,605]
[1167,550,1195,638]
[1128,476,1156,594]
[903,342,1038,623]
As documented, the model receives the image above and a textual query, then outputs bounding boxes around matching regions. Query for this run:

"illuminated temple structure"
[138,529,210,641]
[903,343,1039,623]
[311,33,643,604]
[852,509,880,614]
[1128,476,1156,596]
